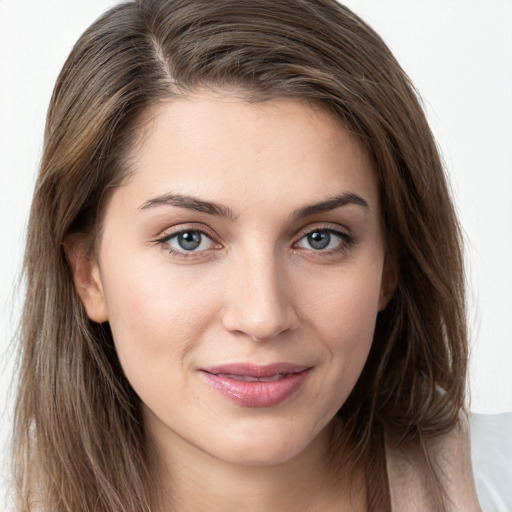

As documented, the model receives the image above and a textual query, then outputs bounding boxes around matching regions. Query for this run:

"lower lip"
[200,370,310,408]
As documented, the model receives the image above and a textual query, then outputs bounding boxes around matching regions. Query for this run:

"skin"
[69,92,395,511]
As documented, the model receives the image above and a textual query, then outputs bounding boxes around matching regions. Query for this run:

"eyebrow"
[139,193,238,220]
[138,191,368,221]
[291,192,369,220]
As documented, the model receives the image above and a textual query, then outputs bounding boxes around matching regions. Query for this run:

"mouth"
[213,373,289,382]
[199,363,312,408]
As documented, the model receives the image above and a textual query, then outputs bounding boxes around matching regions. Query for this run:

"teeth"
[258,374,287,382]
[217,373,288,382]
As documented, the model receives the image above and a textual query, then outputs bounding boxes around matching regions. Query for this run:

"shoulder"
[470,412,512,511]
[385,413,482,512]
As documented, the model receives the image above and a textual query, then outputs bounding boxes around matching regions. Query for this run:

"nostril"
[224,318,296,343]
[220,261,300,341]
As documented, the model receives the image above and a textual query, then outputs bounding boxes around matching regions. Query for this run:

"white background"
[1,0,511,500]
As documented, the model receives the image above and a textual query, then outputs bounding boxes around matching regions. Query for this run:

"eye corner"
[292,225,356,257]
[154,225,223,260]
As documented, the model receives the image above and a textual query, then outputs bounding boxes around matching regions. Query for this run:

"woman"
[12,0,481,510]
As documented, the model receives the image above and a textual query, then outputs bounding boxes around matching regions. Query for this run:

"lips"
[199,363,311,407]
[215,373,288,382]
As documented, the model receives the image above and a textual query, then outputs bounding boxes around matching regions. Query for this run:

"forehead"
[118,92,378,215]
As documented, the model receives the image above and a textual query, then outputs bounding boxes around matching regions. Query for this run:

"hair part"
[13,1,467,510]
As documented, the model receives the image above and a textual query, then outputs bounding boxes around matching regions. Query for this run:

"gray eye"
[177,231,202,250]
[296,230,343,251]
[307,231,331,250]
[167,230,215,252]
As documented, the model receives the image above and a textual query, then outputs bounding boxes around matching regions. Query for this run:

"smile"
[199,363,311,408]
[215,373,288,382]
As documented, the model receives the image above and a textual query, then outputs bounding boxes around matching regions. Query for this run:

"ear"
[64,234,109,323]
[378,255,397,311]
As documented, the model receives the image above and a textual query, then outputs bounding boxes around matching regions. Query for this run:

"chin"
[213,443,306,467]
[205,418,330,467]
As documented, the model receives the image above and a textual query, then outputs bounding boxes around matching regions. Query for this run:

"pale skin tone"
[68,92,396,511]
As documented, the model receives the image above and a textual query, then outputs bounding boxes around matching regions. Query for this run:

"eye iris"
[308,231,330,250]
[177,231,202,250]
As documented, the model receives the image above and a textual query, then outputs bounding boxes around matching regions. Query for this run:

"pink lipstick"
[199,363,311,407]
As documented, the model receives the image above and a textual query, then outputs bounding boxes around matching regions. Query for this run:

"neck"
[146,414,366,512]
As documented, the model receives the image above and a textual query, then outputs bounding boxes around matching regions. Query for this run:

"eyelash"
[154,226,220,260]
[293,225,355,256]
[154,224,355,260]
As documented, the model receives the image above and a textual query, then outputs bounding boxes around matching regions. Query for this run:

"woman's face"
[77,92,393,467]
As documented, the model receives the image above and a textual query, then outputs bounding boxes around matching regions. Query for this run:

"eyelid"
[155,223,219,242]
[291,223,356,256]
[153,222,355,260]
[293,222,353,242]
[154,223,223,257]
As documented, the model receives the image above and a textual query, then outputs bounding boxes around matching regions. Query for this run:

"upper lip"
[200,362,311,378]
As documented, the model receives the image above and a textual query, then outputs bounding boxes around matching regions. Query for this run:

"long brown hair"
[12,1,467,510]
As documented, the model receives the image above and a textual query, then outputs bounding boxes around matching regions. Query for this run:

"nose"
[221,251,299,342]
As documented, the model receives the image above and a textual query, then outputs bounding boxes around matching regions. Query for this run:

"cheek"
[304,260,382,339]
[100,260,220,391]
[301,260,383,382]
